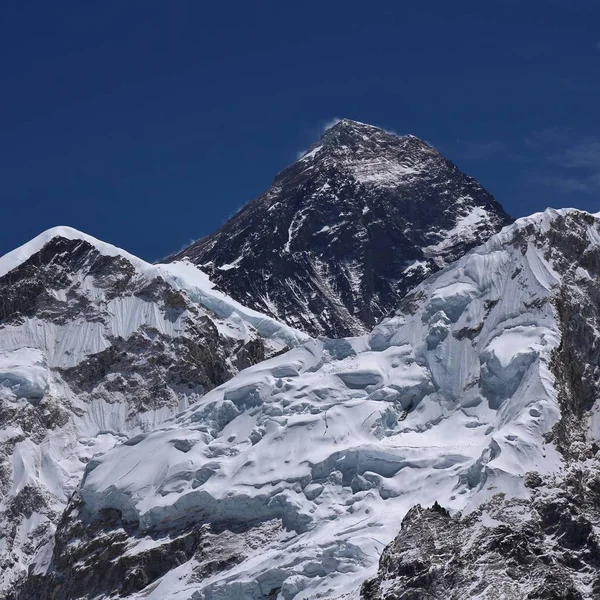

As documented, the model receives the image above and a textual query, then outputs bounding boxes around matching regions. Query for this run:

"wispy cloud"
[552,140,600,168]
[533,174,599,194]
[525,126,572,148]
[296,117,343,158]
[528,127,600,194]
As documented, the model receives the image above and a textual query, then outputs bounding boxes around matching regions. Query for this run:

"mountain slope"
[0,227,307,594]
[170,119,512,337]
[361,209,600,600]
[19,208,600,600]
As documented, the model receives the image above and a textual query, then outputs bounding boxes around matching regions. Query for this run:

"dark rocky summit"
[170,119,512,337]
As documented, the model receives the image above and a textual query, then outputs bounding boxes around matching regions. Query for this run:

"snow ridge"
[0,226,146,279]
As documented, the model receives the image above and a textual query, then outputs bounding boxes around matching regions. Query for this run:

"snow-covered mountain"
[17,208,600,600]
[0,226,307,595]
[169,119,512,337]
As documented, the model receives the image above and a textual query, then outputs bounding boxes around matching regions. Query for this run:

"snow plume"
[321,116,343,132]
[297,117,344,158]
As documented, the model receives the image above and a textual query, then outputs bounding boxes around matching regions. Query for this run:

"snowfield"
[0,348,49,401]
[64,208,590,599]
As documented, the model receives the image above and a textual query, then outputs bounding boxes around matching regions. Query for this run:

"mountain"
[0,227,307,595]
[17,208,600,600]
[169,119,512,337]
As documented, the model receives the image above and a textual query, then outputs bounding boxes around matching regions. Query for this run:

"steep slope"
[20,209,600,600]
[0,227,307,594]
[170,119,512,337]
[361,210,600,600]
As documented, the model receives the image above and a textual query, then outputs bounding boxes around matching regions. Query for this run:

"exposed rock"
[361,462,600,600]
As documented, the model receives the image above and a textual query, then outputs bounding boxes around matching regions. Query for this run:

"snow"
[402,259,427,275]
[0,225,147,279]
[298,145,323,162]
[427,281,478,322]
[484,326,553,369]
[217,255,243,271]
[0,225,309,593]
[284,210,309,254]
[74,209,597,599]
[423,206,491,256]
[0,348,48,400]
[157,260,308,350]
[351,159,421,185]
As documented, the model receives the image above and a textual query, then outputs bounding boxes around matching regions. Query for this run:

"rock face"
[361,463,600,600]
[0,227,306,595]
[170,119,512,337]
[17,209,600,600]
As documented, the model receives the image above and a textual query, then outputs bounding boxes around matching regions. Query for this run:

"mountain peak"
[171,123,511,337]
[320,117,397,141]
[0,226,147,279]
[299,119,436,166]
[324,118,383,133]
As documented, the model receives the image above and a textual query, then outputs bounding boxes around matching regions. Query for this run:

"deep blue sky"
[2,0,599,261]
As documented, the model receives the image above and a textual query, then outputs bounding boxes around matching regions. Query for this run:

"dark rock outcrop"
[361,460,600,600]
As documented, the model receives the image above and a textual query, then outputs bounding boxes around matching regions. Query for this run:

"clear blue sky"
[2,0,599,261]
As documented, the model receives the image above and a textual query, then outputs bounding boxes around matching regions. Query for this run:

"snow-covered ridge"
[490,206,594,246]
[155,260,308,349]
[0,225,308,593]
[0,226,308,352]
[0,226,146,279]
[40,207,600,600]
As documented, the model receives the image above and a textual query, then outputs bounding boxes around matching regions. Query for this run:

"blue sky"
[1,0,599,261]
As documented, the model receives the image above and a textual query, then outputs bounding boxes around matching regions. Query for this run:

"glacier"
[20,208,599,600]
